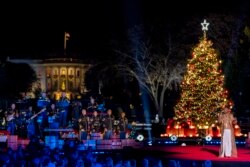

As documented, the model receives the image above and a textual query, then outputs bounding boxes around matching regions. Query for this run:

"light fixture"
[205,135,212,142]
[170,135,178,142]
[136,134,144,141]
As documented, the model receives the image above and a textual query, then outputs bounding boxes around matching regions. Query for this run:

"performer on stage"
[0,108,6,129]
[90,110,101,133]
[15,108,26,137]
[25,106,36,139]
[218,107,237,158]
[118,111,128,139]
[102,109,115,139]
[36,92,50,138]
[25,106,35,120]
[48,103,58,117]
[72,100,82,127]
[47,103,60,129]
[78,108,90,140]
[87,96,98,112]
[57,91,70,128]
[37,92,50,109]
[5,103,18,135]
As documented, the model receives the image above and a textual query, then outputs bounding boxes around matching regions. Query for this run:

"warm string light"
[174,37,233,128]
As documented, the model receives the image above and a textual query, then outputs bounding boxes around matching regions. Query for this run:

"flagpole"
[64,32,70,56]
[64,32,67,55]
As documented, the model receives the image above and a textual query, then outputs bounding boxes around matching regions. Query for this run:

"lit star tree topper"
[201,19,209,39]
[174,20,233,130]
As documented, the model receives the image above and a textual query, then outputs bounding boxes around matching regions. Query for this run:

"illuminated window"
[53,69,58,78]
[69,69,74,79]
[61,69,66,77]
[47,68,51,77]
[53,69,58,76]
[62,69,66,75]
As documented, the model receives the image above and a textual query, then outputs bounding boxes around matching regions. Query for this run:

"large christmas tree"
[174,20,233,129]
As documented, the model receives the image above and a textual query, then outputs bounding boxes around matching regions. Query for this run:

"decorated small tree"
[174,20,233,137]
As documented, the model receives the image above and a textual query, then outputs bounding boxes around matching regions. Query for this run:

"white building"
[8,57,91,100]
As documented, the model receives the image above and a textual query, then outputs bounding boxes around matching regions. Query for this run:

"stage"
[123,145,250,167]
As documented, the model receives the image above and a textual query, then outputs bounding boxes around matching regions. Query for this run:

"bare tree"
[115,26,186,117]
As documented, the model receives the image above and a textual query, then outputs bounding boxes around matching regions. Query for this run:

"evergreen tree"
[174,20,233,129]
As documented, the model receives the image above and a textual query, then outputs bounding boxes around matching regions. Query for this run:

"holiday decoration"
[174,19,233,130]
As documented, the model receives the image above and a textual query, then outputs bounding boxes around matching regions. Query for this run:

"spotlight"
[136,134,144,141]
[170,135,178,142]
[181,143,186,146]
[205,135,212,142]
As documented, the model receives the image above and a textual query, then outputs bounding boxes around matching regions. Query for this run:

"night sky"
[0,0,248,59]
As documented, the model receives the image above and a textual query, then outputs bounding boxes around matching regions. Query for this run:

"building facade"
[8,58,91,100]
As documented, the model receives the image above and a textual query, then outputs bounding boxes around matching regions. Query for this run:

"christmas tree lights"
[174,20,233,129]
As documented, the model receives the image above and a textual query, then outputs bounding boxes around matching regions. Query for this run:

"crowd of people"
[0,92,132,141]
[0,142,162,167]
[0,137,214,167]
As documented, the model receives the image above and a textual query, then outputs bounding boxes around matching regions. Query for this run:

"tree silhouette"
[0,61,37,99]
[115,26,186,117]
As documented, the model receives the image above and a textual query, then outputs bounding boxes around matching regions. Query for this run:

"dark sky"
[0,0,248,59]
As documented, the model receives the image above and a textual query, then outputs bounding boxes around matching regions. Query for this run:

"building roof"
[7,57,91,66]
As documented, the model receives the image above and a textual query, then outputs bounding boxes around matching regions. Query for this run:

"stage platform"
[72,144,250,166]
[128,145,250,167]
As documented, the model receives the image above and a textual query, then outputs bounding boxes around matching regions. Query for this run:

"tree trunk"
[153,95,160,116]
[158,89,166,117]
